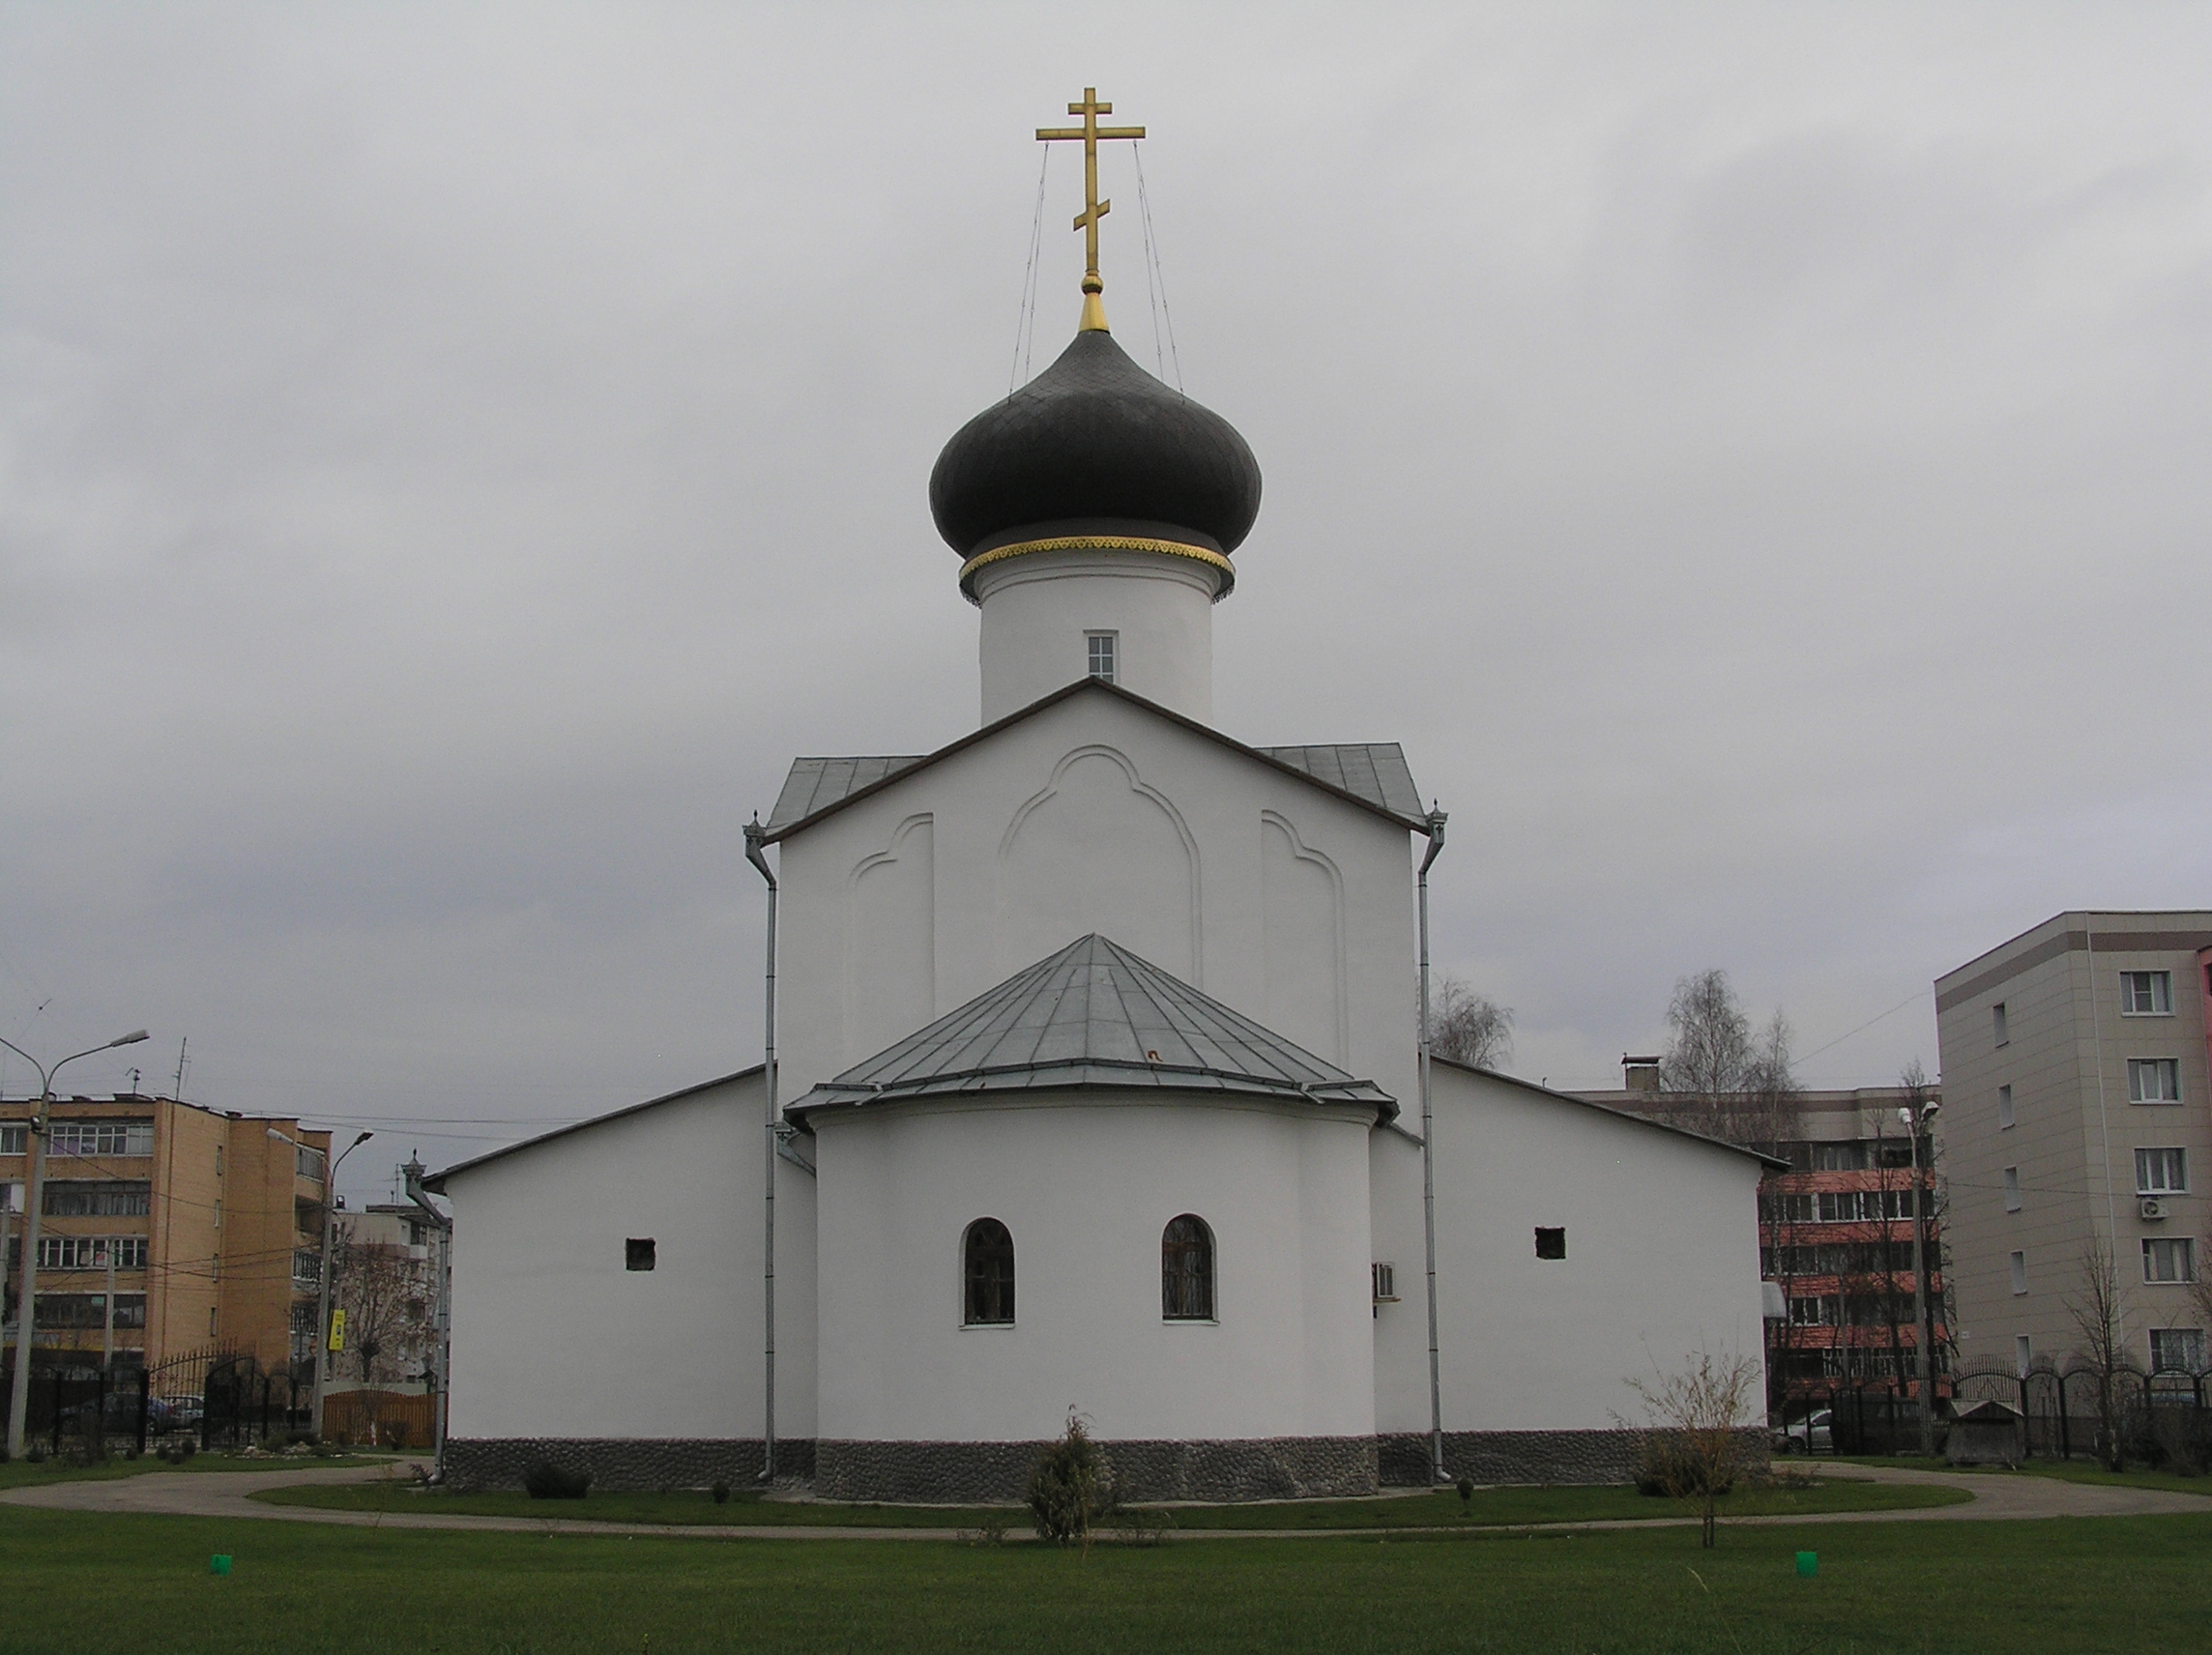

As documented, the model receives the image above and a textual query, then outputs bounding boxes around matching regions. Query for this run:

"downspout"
[1416,806,1448,1485]
[742,817,779,1483]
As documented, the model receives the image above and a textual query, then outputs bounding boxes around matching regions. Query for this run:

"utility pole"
[2,1030,149,1459]
[1902,1100,1940,1456]
[101,1240,115,1369]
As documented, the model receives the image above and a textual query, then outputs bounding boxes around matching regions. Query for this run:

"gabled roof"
[422,1067,762,1193]
[789,934,1395,1121]
[759,676,1430,840]
[1436,1058,1787,1170]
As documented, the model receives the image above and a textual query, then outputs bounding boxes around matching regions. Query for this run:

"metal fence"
[2,1347,310,1458]
[1775,1356,2211,1468]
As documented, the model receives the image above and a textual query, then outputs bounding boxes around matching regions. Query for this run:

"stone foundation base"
[443,1428,1722,1497]
[441,1437,813,1492]
[815,1435,1378,1503]
[1378,1428,1770,1487]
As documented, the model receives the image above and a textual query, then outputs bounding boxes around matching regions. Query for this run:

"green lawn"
[1839,1455,2212,1495]
[0,1451,396,1494]
[0,1503,2202,1653]
[255,1474,1967,1528]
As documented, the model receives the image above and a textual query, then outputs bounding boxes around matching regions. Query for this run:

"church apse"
[995,744,1201,982]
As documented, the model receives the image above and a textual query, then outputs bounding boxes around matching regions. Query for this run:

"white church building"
[425,133,1770,1497]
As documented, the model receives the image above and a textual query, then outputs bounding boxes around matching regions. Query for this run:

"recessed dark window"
[626,1237,655,1271]
[963,1218,1014,1325]
[1162,1214,1215,1321]
[1533,1227,1566,1261]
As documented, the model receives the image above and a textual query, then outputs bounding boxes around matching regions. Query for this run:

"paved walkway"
[5,1461,2207,1541]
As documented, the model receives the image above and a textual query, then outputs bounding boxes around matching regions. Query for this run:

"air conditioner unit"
[2139,1198,2168,1221]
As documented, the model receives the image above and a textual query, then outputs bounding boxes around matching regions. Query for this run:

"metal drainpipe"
[1416,807,1448,1485]
[743,817,779,1484]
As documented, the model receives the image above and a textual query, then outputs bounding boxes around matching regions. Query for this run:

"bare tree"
[1429,975,1513,1070]
[1656,970,1802,1151]
[2066,1237,2130,1471]
[332,1224,431,1446]
[1619,1347,1766,1548]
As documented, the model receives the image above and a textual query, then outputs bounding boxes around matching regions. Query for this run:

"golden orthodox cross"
[1036,88,1144,329]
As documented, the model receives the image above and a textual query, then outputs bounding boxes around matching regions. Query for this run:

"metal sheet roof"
[767,755,925,832]
[789,934,1394,1119]
[1257,743,1424,822]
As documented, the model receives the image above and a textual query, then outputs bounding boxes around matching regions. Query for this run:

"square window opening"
[2150,1328,2206,1373]
[2129,1059,2182,1104]
[2142,1237,2197,1285]
[1533,1227,1566,1261]
[2137,1147,2188,1196]
[2121,971,2173,1016]
[626,1237,655,1272]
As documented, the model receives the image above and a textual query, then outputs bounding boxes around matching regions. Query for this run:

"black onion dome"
[929,330,1263,565]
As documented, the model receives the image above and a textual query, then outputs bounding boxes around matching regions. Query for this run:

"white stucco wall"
[1371,1062,1769,1435]
[774,689,1418,1108]
[972,549,1218,724]
[440,1070,817,1442]
[810,1092,1377,1443]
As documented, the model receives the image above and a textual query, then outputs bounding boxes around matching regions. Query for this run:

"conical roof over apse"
[786,934,1393,1121]
[928,330,1263,579]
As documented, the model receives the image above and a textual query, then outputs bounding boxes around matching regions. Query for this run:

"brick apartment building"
[1577,1063,1947,1402]
[2,1093,333,1377]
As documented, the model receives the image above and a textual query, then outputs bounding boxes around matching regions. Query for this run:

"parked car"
[1772,1408,1833,1454]
[154,1394,204,1431]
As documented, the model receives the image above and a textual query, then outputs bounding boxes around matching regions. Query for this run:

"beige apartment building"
[1936,912,2212,1379]
[1,1093,332,1376]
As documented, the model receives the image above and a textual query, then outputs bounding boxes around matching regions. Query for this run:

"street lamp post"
[310,1131,373,1441]
[3,1030,150,1459]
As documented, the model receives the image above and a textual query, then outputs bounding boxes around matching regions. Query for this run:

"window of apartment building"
[2015,1335,2033,1378]
[1993,1002,2009,1047]
[1086,630,1118,683]
[46,1119,154,1158]
[292,1248,322,1287]
[2137,1148,2189,1195]
[1,1178,19,1213]
[1997,1084,2015,1129]
[2129,1059,2182,1104]
[1,1123,26,1155]
[2120,971,2173,1016]
[33,1292,147,1329]
[2009,1251,2027,1294]
[36,1235,149,1270]
[295,1143,327,1182]
[2142,1237,2197,1285]
[1761,1191,1816,1225]
[41,1179,152,1217]
[2150,1328,2207,1374]
[2003,1168,2022,1212]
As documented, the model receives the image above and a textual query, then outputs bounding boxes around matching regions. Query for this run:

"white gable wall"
[1373,1062,1768,1436]
[441,1071,817,1443]
[774,690,1418,1105]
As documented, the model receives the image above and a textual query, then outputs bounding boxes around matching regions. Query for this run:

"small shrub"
[24,1445,48,1466]
[523,1459,592,1499]
[711,1479,731,1505]
[1456,1475,1473,1506]
[1028,1409,1117,1549]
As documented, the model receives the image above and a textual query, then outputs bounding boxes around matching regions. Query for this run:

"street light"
[311,1131,373,1440]
[3,1029,150,1459]
[1899,1099,1941,1457]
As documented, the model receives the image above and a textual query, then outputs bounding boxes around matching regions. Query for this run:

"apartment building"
[1,1093,333,1375]
[1936,912,2212,1379]
[1580,1064,1946,1399]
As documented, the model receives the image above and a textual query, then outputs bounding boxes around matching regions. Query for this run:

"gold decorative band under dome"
[959,536,1235,588]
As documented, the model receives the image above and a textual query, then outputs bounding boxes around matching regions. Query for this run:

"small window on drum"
[1162,1214,1215,1321]
[963,1218,1015,1325]
[626,1238,655,1271]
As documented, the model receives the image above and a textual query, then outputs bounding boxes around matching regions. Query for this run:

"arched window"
[1161,1214,1214,1321]
[963,1218,1015,1325]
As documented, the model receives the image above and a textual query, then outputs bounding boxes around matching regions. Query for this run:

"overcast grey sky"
[4,3,2207,1196]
